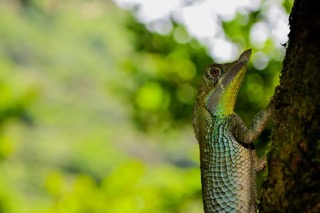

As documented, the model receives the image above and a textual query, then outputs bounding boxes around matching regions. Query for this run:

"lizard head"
[197,49,252,116]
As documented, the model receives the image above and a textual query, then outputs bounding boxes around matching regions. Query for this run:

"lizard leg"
[252,150,266,172]
[229,103,273,144]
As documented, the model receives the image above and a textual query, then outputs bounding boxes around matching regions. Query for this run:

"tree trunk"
[259,0,320,212]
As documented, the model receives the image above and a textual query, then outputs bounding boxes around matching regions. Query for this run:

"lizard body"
[193,49,272,213]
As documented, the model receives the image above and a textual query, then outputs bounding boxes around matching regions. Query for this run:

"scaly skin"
[193,49,272,213]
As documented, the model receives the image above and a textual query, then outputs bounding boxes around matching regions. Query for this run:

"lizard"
[192,49,273,213]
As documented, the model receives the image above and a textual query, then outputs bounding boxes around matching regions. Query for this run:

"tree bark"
[259,0,320,212]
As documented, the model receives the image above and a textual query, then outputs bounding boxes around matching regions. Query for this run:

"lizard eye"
[209,68,220,77]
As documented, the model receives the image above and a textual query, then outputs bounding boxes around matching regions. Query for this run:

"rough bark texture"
[259,0,320,212]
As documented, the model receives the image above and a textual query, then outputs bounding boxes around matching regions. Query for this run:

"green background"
[0,0,292,212]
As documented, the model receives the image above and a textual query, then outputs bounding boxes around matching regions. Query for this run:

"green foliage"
[0,0,292,212]
[118,18,212,131]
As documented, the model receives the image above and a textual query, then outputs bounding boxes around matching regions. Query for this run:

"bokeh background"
[0,0,293,212]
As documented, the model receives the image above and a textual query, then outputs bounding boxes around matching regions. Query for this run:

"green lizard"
[192,49,273,213]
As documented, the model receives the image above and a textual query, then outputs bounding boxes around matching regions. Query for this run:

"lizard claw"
[253,152,267,172]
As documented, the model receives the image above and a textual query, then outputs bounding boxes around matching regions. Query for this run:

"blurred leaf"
[0,0,293,212]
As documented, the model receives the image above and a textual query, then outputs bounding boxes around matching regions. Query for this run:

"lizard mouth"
[221,49,252,88]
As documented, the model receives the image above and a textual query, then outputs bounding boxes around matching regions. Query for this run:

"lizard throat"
[206,65,246,116]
